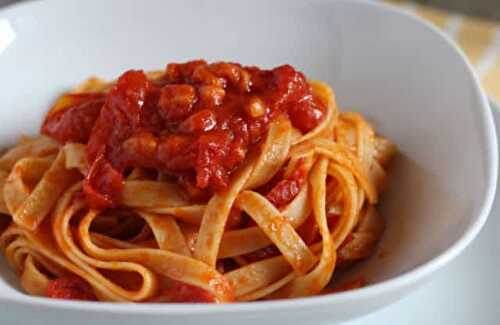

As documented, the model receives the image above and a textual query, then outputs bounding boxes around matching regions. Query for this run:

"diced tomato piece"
[178,109,217,133]
[225,208,245,230]
[192,131,233,190]
[327,277,367,294]
[41,93,105,143]
[46,277,96,301]
[328,213,341,230]
[165,60,207,83]
[297,214,320,245]
[287,99,324,133]
[266,159,308,207]
[152,280,216,303]
[158,84,197,122]
[84,155,124,209]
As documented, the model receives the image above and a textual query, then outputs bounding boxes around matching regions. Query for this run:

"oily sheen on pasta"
[0,60,395,303]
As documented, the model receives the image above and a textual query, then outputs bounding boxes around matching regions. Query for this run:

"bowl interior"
[0,0,495,302]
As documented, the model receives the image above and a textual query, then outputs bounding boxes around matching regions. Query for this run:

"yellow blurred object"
[385,1,500,103]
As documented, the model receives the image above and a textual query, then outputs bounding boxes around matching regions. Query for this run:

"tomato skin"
[266,159,308,208]
[83,155,124,209]
[41,93,106,143]
[225,208,245,230]
[287,98,324,133]
[328,277,367,294]
[46,277,96,301]
[150,281,216,303]
[297,214,320,245]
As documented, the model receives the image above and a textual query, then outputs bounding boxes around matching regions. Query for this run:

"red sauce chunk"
[323,277,367,294]
[150,280,216,303]
[41,60,325,209]
[266,159,308,208]
[41,93,106,143]
[46,277,96,301]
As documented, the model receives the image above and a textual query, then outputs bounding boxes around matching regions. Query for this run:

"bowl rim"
[0,0,497,315]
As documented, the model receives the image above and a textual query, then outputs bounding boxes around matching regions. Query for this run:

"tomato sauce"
[149,280,216,303]
[323,277,367,294]
[41,93,106,144]
[265,159,308,208]
[46,276,96,301]
[41,60,325,209]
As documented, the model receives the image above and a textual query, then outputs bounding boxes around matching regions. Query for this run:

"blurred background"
[384,0,500,101]
[413,0,500,20]
[0,0,498,20]
[419,0,500,20]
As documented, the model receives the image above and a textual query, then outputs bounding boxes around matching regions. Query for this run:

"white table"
[346,102,500,325]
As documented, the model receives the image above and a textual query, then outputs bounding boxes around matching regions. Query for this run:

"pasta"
[0,60,395,303]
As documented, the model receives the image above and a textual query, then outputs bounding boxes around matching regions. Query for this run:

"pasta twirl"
[0,60,395,303]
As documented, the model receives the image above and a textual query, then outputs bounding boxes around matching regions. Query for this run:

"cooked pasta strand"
[0,64,394,303]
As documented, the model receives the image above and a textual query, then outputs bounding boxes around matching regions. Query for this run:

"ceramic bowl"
[0,0,496,324]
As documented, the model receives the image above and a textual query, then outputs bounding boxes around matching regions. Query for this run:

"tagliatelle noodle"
[0,62,394,303]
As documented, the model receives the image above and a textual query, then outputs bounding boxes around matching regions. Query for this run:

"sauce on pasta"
[0,60,395,303]
[41,61,324,209]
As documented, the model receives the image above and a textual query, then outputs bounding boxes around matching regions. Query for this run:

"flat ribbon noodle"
[20,255,50,296]
[218,186,311,258]
[4,156,54,215]
[1,221,125,301]
[120,181,188,208]
[0,170,10,214]
[274,157,336,298]
[244,115,292,189]
[328,164,362,247]
[10,146,81,230]
[62,143,88,175]
[138,211,191,256]
[238,272,295,302]
[141,205,205,226]
[235,191,317,274]
[77,209,234,302]
[291,138,377,204]
[0,136,59,172]
[225,255,291,297]
[341,112,388,192]
[52,187,158,301]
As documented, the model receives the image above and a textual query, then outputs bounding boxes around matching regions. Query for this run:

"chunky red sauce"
[149,280,216,303]
[265,159,308,208]
[46,276,96,300]
[324,277,367,294]
[225,207,245,230]
[41,93,106,144]
[41,60,324,209]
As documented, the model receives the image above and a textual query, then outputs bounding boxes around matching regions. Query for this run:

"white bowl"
[0,0,496,324]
